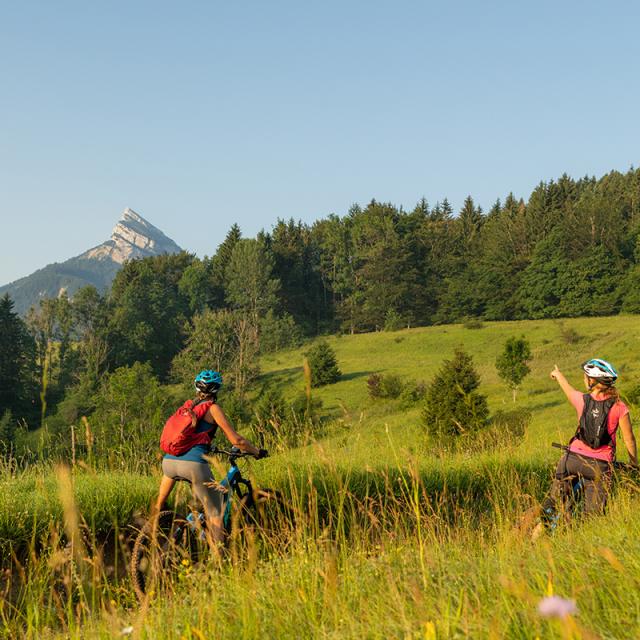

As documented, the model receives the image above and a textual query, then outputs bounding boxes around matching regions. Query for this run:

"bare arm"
[209,404,260,456]
[618,413,638,466]
[550,365,578,402]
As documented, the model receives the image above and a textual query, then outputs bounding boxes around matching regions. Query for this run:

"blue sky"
[1,0,639,284]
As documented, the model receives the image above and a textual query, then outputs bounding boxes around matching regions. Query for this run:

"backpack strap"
[191,397,215,423]
[191,396,216,408]
[569,393,591,444]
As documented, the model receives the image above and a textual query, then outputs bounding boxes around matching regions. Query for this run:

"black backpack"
[573,394,615,449]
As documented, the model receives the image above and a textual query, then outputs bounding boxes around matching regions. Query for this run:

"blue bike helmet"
[582,358,617,386]
[194,370,223,395]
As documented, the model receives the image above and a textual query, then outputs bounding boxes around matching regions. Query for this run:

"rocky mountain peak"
[83,208,182,264]
[121,207,145,223]
[0,207,182,315]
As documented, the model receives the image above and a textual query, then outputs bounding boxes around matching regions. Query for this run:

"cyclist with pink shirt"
[544,358,637,518]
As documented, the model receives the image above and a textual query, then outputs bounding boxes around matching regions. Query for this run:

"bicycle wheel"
[130,510,203,602]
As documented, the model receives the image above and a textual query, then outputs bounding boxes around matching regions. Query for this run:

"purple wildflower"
[538,596,578,619]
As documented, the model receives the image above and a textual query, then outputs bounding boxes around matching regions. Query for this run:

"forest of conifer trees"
[1,167,640,431]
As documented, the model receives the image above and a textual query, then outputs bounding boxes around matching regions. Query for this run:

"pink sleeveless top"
[567,390,628,462]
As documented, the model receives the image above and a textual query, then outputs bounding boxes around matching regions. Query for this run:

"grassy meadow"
[2,315,640,639]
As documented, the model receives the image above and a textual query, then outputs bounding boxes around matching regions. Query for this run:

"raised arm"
[550,365,579,402]
[618,413,638,466]
[209,404,261,456]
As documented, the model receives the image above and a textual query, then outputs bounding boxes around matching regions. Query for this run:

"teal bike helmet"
[582,358,618,386]
[194,370,223,395]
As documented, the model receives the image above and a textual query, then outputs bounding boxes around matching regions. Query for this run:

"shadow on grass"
[338,370,374,382]
[259,368,374,388]
[261,366,303,379]
[528,398,564,412]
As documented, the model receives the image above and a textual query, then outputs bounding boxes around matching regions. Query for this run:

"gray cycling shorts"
[162,458,224,519]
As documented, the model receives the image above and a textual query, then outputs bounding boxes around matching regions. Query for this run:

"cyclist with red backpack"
[544,358,637,519]
[156,369,266,547]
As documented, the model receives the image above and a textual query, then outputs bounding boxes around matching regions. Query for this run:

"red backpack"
[160,398,214,456]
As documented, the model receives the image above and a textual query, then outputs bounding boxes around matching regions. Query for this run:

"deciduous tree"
[496,336,532,401]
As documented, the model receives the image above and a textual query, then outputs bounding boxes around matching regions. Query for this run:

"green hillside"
[2,315,640,639]
[261,314,640,467]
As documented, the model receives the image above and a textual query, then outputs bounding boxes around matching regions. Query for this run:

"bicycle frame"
[182,447,256,535]
[219,460,253,532]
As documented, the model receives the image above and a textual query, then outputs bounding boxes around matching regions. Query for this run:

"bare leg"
[156,475,176,511]
[208,514,225,546]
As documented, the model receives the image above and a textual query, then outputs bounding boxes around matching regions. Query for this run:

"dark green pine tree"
[349,201,418,331]
[440,198,454,219]
[311,213,356,333]
[412,197,430,218]
[473,194,531,320]
[422,349,489,437]
[270,219,326,334]
[397,199,434,325]
[53,285,110,424]
[458,195,484,247]
[0,294,35,419]
[514,230,566,319]
[209,223,242,307]
[416,199,458,322]
[54,293,76,396]
[178,225,244,314]
[305,340,341,387]
[435,196,485,321]
[486,198,502,221]
[620,265,640,313]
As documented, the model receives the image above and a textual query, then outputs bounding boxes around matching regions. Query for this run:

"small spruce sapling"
[305,341,341,387]
[422,349,489,437]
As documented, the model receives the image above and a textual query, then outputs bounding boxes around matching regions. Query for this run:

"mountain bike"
[525,443,636,539]
[130,446,294,601]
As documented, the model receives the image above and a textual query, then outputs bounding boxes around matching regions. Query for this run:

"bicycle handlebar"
[210,446,268,460]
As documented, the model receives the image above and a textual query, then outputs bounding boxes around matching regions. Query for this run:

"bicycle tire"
[130,510,203,602]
